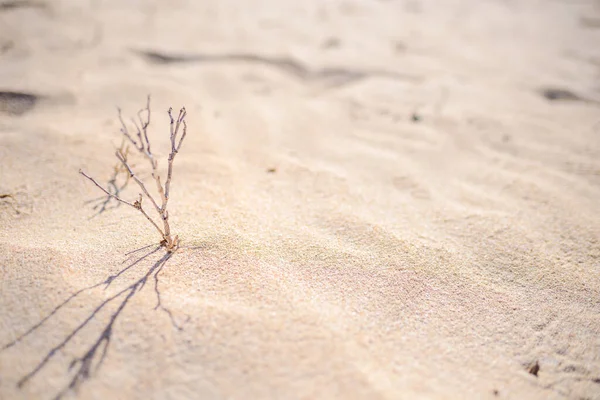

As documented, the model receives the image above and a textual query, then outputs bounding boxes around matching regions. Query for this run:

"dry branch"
[83,140,132,217]
[80,96,188,252]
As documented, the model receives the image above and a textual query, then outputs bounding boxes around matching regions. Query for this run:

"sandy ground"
[1,0,600,399]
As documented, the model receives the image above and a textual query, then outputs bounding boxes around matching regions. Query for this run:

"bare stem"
[133,194,166,239]
[81,97,187,252]
[79,170,136,208]
[139,96,152,157]
[118,95,157,170]
[115,150,162,215]
[165,107,187,204]
[80,170,165,239]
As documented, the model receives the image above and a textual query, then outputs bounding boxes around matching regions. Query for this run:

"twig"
[84,139,132,216]
[79,170,136,208]
[80,96,188,252]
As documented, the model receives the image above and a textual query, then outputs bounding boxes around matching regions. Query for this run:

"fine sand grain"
[1,0,600,399]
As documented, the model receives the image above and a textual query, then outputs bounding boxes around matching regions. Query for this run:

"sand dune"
[1,0,600,399]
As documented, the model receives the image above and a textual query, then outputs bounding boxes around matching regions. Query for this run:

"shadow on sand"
[1,245,188,400]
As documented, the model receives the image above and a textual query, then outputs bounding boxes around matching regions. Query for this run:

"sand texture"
[1,0,600,399]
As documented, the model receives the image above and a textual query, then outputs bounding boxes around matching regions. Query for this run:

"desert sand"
[1,0,600,399]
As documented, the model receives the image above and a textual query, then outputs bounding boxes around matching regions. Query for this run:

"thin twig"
[79,170,136,208]
[115,150,162,214]
[139,95,152,157]
[117,108,139,150]
[80,169,166,238]
[133,194,166,239]
[176,120,187,151]
[164,107,187,203]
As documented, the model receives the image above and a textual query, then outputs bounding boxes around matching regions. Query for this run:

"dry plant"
[80,96,187,252]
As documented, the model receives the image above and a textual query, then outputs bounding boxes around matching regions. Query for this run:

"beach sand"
[1,0,599,399]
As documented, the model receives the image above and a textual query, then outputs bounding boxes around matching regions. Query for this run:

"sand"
[1,0,600,399]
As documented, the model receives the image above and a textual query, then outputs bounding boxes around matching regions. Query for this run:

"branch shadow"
[1,245,189,400]
[134,49,421,89]
[83,155,132,219]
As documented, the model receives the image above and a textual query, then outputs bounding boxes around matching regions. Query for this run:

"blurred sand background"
[1,0,600,399]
